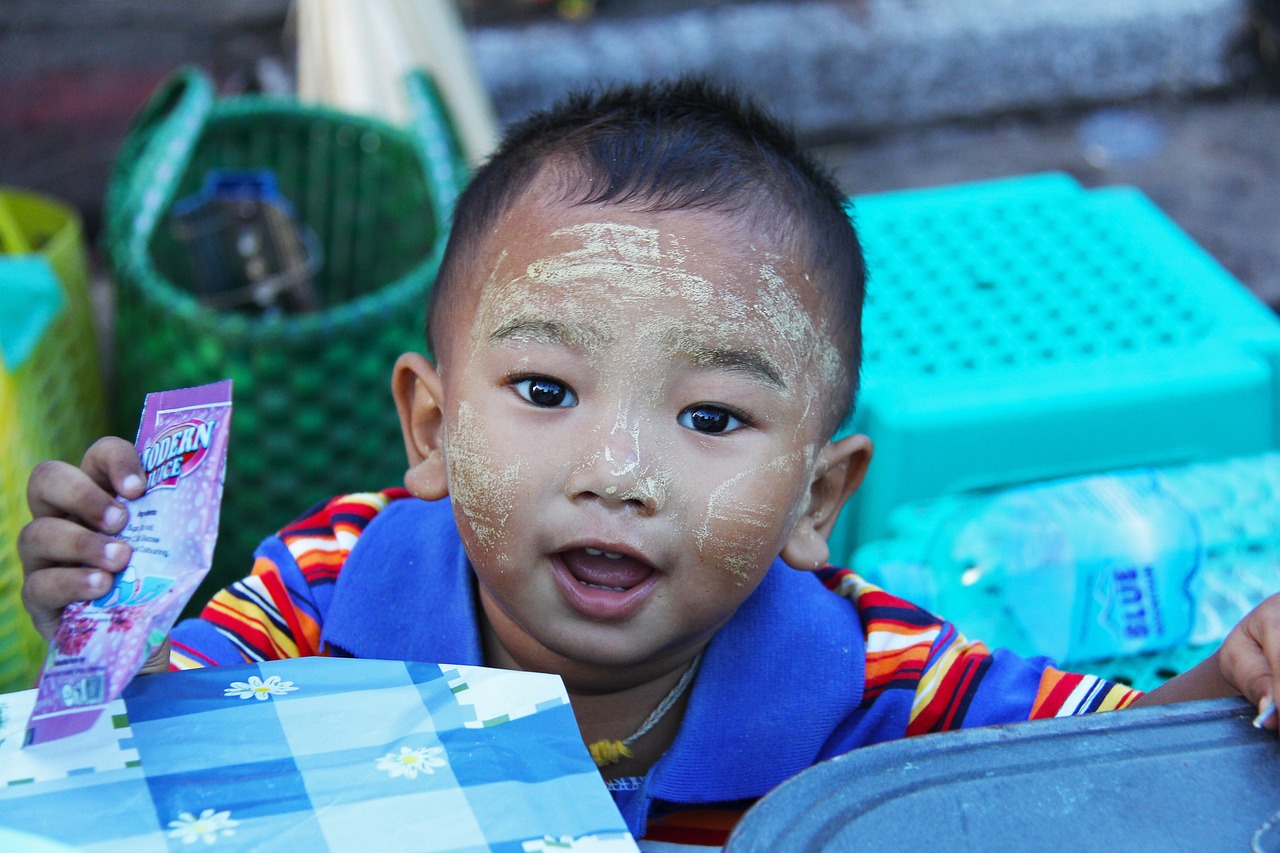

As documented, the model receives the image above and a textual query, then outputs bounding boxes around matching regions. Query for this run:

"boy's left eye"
[512,377,578,408]
[677,404,745,434]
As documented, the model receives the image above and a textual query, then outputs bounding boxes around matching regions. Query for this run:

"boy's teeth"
[562,548,654,592]
[580,580,626,592]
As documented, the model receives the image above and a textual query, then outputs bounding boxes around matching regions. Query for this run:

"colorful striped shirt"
[818,567,1139,727]
[169,491,1140,845]
[170,490,404,669]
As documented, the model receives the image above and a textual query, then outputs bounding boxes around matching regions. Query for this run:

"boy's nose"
[564,416,662,515]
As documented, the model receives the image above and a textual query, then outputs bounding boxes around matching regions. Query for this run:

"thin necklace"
[588,650,705,768]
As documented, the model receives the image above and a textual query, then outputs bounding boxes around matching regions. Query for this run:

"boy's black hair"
[427,76,864,432]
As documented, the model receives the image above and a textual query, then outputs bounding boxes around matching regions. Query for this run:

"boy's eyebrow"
[487,317,613,351]
[672,340,786,389]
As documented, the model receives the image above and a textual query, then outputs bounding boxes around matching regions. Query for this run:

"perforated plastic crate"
[829,173,1280,566]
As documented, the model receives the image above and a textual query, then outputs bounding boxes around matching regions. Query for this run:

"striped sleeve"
[169,489,410,670]
[819,568,1141,736]
[1029,668,1139,717]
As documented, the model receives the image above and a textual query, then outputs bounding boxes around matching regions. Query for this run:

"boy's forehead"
[489,191,756,284]
[436,184,844,397]
[468,192,821,325]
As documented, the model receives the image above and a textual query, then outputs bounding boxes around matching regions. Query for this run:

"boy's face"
[397,182,869,686]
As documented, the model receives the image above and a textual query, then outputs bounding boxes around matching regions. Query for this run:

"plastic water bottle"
[853,452,1280,664]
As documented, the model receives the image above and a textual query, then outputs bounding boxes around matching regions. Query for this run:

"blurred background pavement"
[2,0,1277,308]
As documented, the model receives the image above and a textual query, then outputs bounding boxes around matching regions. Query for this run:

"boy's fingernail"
[1252,696,1276,729]
[104,541,128,565]
[121,474,144,495]
[103,505,126,530]
[86,571,111,595]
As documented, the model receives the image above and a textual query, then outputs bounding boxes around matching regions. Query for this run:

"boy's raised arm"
[1131,592,1280,731]
[19,437,146,648]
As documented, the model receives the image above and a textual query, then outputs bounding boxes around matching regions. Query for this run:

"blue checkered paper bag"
[0,658,637,852]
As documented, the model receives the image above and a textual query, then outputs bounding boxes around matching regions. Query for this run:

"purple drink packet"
[25,380,232,745]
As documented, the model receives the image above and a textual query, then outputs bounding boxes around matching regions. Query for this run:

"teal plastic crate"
[830,173,1280,566]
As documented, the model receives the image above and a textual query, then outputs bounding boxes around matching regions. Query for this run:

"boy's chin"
[492,614,703,689]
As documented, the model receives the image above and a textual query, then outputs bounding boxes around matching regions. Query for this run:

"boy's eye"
[677,404,745,434]
[512,377,578,408]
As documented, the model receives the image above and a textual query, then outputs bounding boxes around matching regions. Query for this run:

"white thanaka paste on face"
[473,223,719,357]
[617,469,672,511]
[445,401,522,560]
[750,262,843,393]
[522,223,713,306]
[603,405,641,478]
[464,212,840,581]
[694,450,811,581]
[478,219,839,398]
[580,402,672,511]
[553,391,673,513]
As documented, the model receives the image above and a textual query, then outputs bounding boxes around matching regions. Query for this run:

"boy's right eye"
[512,377,578,408]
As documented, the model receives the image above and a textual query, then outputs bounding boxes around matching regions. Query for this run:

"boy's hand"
[1217,592,1280,731]
[1131,591,1280,730]
[19,437,147,645]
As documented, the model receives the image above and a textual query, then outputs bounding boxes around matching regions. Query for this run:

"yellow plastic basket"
[0,188,108,692]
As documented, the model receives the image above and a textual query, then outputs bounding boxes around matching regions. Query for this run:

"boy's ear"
[392,352,449,501]
[780,433,873,572]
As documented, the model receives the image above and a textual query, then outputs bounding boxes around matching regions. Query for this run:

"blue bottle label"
[988,470,1201,663]
[1090,559,1195,656]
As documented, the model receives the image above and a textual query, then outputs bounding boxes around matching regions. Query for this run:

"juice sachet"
[25,380,232,745]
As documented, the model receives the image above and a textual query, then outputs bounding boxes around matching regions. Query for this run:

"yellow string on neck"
[589,739,634,767]
[585,650,705,769]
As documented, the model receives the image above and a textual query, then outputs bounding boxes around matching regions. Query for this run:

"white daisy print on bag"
[167,808,240,845]
[376,745,448,779]
[223,675,298,701]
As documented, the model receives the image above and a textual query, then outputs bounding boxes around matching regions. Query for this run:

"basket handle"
[104,66,215,246]
[0,193,31,254]
[403,69,470,229]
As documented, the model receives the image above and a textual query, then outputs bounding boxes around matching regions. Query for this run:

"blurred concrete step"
[469,0,1256,139]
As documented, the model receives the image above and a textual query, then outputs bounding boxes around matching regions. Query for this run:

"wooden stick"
[296,0,499,164]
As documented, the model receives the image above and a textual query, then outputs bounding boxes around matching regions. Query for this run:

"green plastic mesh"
[105,70,464,614]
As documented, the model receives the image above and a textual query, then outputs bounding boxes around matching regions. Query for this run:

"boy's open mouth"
[550,546,661,621]
[559,547,656,591]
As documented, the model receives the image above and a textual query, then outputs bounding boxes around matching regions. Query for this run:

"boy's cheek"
[690,451,810,581]
[694,521,776,585]
[443,402,525,562]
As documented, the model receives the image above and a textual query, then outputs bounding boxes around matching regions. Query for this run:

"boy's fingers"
[1255,697,1278,732]
[80,436,146,499]
[18,516,133,575]
[27,459,132,534]
[1256,599,1280,732]
[20,566,114,641]
[1225,593,1280,733]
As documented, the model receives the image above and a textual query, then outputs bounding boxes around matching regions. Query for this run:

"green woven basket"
[103,67,467,614]
[0,188,108,691]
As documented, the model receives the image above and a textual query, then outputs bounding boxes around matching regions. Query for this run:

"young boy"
[20,78,1280,843]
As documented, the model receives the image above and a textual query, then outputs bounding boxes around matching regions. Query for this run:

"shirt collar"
[648,559,866,804]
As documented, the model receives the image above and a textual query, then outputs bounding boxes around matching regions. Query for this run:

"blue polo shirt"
[173,495,1131,839]
[259,497,864,833]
